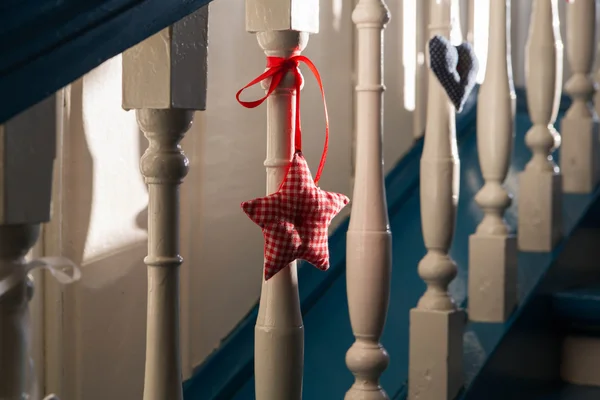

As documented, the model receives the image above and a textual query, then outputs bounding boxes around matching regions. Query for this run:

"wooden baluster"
[450,0,464,44]
[468,0,517,323]
[122,7,208,400]
[595,28,600,119]
[245,0,318,398]
[518,0,563,252]
[0,97,56,399]
[415,0,430,139]
[409,1,465,399]
[561,0,598,193]
[345,0,392,399]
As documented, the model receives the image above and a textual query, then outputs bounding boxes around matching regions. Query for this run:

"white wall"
[39,0,562,398]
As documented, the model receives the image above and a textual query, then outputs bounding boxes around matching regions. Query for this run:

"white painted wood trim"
[561,335,600,386]
[468,0,517,323]
[409,1,465,398]
[518,0,564,252]
[0,93,58,399]
[253,31,307,400]
[414,0,430,139]
[560,0,598,193]
[345,0,392,398]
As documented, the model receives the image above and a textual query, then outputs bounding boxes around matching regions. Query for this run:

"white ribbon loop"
[0,256,81,298]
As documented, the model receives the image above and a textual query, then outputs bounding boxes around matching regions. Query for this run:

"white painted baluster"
[245,1,318,398]
[122,8,208,400]
[409,1,465,399]
[561,0,598,193]
[518,0,563,252]
[468,0,517,323]
[415,0,430,139]
[0,97,56,399]
[450,0,464,44]
[345,0,392,399]
[595,38,600,119]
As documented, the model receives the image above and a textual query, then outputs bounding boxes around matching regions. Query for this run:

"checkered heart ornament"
[428,35,479,112]
[236,55,349,281]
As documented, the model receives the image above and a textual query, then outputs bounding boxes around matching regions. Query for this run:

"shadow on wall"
[48,57,151,400]
[136,127,148,232]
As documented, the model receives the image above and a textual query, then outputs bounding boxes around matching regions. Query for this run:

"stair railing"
[2,0,595,399]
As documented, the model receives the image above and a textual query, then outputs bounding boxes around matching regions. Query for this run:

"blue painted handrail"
[0,0,213,124]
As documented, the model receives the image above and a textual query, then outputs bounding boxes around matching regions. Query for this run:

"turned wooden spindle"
[137,109,193,400]
[0,225,39,399]
[518,0,563,252]
[254,32,306,400]
[469,0,517,323]
[122,7,208,400]
[415,0,430,139]
[245,0,318,398]
[0,96,56,400]
[345,0,392,399]
[409,1,465,399]
[561,0,598,193]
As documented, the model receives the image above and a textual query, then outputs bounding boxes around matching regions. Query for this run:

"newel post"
[468,0,517,323]
[518,0,563,252]
[345,0,392,398]
[245,0,318,398]
[409,0,465,399]
[0,96,56,399]
[561,0,598,193]
[122,7,208,400]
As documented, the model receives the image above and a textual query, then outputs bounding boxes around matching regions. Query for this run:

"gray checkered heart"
[429,35,479,113]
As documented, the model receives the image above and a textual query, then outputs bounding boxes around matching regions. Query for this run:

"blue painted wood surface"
[183,88,598,400]
[537,384,600,400]
[0,0,212,124]
[552,286,600,334]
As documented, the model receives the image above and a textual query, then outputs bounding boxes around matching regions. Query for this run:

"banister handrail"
[0,0,213,124]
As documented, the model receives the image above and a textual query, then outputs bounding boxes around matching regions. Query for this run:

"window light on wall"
[403,0,417,112]
[472,0,490,83]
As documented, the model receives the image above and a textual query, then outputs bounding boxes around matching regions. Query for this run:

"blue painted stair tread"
[184,89,600,400]
[538,384,600,400]
[0,0,213,124]
[428,35,479,112]
[552,285,600,333]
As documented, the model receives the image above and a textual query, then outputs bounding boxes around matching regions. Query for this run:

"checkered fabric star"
[242,152,349,280]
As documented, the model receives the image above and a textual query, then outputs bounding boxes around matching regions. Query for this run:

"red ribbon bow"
[236,55,329,184]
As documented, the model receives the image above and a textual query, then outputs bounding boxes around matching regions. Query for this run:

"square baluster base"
[561,117,599,194]
[518,170,562,252]
[468,234,517,322]
[408,308,465,400]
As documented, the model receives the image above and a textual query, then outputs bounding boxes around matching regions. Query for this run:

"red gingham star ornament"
[237,54,349,280]
[242,152,349,280]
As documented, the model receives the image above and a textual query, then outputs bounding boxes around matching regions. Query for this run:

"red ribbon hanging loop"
[236,55,329,184]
